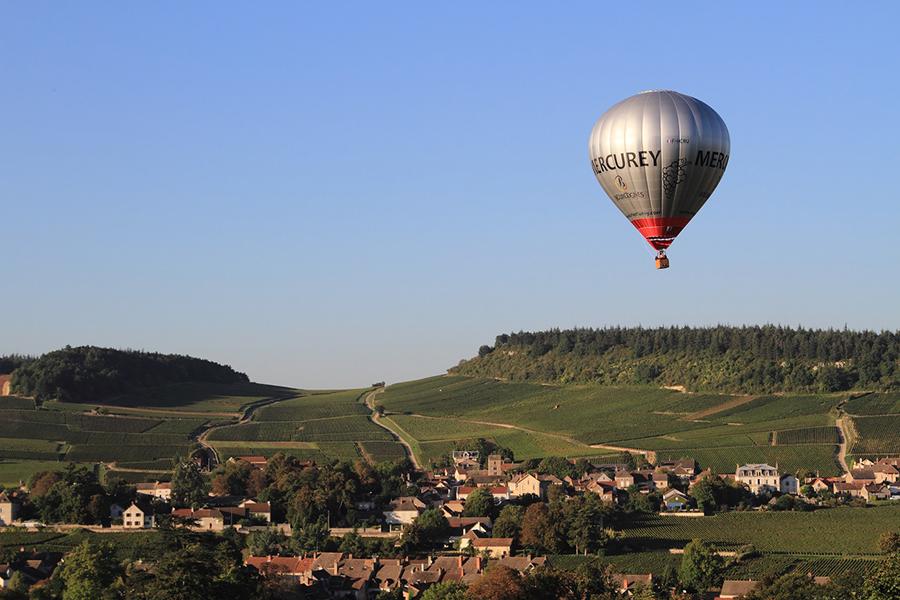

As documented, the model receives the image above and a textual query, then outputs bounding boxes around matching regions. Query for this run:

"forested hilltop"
[452,326,900,393]
[6,346,249,402]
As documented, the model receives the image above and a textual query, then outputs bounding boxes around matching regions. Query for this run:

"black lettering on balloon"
[639,151,648,167]
[626,152,638,168]
[649,150,661,166]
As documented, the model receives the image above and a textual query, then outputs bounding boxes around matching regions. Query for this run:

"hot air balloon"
[588,90,730,269]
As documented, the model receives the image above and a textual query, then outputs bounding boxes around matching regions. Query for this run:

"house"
[871,462,900,484]
[122,500,156,529]
[135,481,172,501]
[586,480,617,504]
[440,500,466,517]
[806,477,833,493]
[662,489,691,511]
[614,471,635,489]
[845,469,876,485]
[735,464,780,495]
[861,483,891,501]
[779,474,800,495]
[833,481,865,497]
[383,496,425,526]
[0,551,62,590]
[507,473,558,500]
[171,508,227,531]
[651,471,670,491]
[489,486,510,503]
[447,517,492,540]
[0,492,20,526]
[245,556,315,584]
[612,573,653,595]
[240,500,272,522]
[469,537,513,558]
[718,579,759,599]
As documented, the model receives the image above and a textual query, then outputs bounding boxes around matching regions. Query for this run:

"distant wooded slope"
[9,346,249,402]
[452,326,900,393]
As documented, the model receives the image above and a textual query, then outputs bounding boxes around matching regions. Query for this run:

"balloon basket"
[655,254,670,269]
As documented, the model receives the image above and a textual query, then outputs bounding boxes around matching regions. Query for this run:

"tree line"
[7,346,249,402]
[456,326,900,393]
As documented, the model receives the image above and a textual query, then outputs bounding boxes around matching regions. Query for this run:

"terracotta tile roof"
[246,556,314,575]
[719,579,760,597]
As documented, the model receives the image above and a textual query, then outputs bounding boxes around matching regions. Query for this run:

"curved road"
[364,388,421,470]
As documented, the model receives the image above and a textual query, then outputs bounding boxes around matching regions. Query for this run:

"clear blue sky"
[3,2,899,388]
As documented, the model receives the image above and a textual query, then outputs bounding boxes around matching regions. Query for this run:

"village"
[1,449,898,599]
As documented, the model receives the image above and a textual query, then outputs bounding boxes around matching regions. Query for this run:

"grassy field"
[550,551,882,578]
[618,504,898,555]
[377,376,848,473]
[94,381,297,413]
[205,389,397,463]
[849,415,900,455]
[0,460,74,486]
[845,392,900,416]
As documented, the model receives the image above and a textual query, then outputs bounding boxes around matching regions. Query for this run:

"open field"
[376,376,850,472]
[0,529,166,561]
[93,381,297,413]
[0,460,75,486]
[205,389,399,463]
[844,392,900,415]
[849,415,900,455]
[550,551,882,579]
[654,445,841,475]
[2,374,888,474]
[618,504,898,555]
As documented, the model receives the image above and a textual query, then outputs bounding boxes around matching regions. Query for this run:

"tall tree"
[58,541,121,600]
[465,566,525,600]
[462,488,495,518]
[171,457,209,508]
[678,538,724,593]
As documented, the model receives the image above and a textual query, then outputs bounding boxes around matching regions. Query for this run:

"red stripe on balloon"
[630,217,693,250]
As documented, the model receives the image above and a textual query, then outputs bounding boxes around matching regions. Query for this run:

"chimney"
[475,556,482,571]
[457,555,463,568]
[331,562,339,576]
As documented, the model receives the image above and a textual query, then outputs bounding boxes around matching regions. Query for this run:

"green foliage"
[402,509,449,550]
[420,581,468,600]
[171,456,209,508]
[863,551,900,600]
[878,532,900,554]
[492,505,524,542]
[247,528,288,556]
[678,538,725,592]
[461,488,495,518]
[11,346,248,402]
[453,326,900,393]
[689,476,753,513]
[58,541,122,600]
